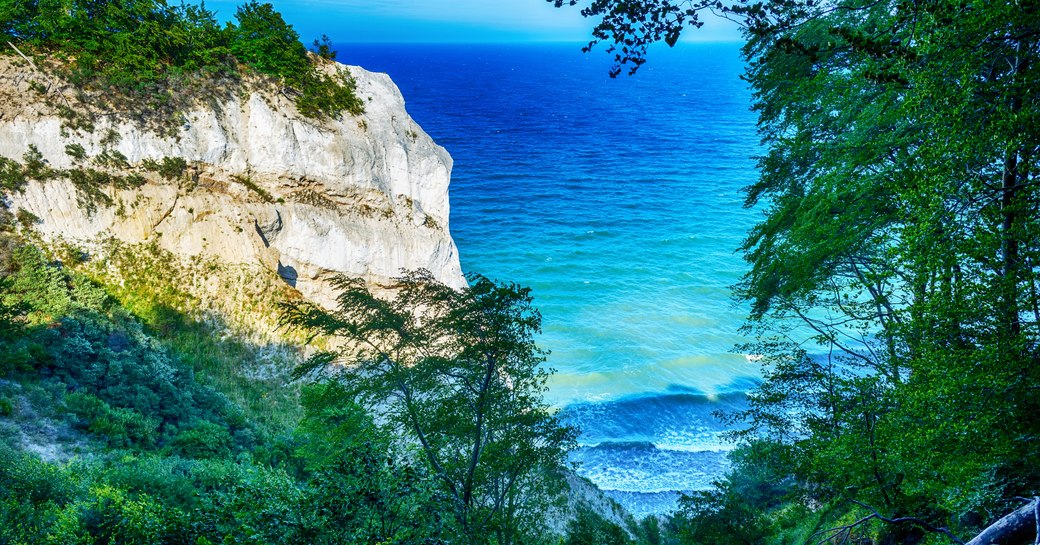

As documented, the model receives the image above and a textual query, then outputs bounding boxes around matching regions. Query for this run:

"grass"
[85,240,308,436]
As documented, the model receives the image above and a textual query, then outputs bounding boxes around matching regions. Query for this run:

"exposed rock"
[0,54,464,309]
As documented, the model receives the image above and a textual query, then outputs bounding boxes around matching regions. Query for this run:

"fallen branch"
[804,501,966,545]
[965,498,1038,545]
[6,41,72,109]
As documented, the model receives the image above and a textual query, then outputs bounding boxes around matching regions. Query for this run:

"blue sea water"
[340,43,762,516]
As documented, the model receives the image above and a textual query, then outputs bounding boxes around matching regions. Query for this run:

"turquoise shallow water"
[342,42,762,516]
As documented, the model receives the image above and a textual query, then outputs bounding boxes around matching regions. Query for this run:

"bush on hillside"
[0,243,249,452]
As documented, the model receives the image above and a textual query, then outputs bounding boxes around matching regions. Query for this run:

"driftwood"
[965,498,1038,545]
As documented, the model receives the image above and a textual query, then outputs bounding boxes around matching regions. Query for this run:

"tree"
[230,0,308,80]
[552,0,1040,541]
[311,34,336,61]
[281,270,577,545]
[564,508,634,545]
[293,382,446,543]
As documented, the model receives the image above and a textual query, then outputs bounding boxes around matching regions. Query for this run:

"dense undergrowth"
[0,222,604,544]
[0,1,676,539]
[0,146,672,545]
[0,209,678,544]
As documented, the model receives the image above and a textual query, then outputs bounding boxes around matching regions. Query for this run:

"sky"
[202,0,742,44]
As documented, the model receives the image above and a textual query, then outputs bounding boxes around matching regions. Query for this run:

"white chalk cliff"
[0,56,465,308]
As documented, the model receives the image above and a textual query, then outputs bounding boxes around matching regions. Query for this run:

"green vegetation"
[7,0,1033,542]
[557,0,1040,543]
[282,271,580,544]
[0,147,153,214]
[231,172,276,202]
[0,210,636,542]
[1,0,363,121]
[141,156,187,181]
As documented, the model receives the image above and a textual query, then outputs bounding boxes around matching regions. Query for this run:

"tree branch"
[806,500,967,545]
[965,498,1039,545]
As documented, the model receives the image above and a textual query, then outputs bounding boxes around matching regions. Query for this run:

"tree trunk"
[966,500,1037,545]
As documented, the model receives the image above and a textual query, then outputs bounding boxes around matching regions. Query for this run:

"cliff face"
[0,56,464,309]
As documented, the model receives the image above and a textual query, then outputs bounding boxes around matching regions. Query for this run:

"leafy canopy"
[282,270,578,545]
[552,0,1040,542]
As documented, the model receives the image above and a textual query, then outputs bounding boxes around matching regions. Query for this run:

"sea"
[340,42,762,517]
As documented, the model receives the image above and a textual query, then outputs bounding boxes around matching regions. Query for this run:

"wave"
[569,443,732,497]
[599,490,689,518]
[576,440,738,453]
[559,390,750,448]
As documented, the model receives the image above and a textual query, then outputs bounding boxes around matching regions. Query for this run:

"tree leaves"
[281,270,577,544]
[558,0,1040,541]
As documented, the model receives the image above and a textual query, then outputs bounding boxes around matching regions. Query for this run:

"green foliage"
[4,0,233,86]
[731,2,1039,537]
[311,34,336,61]
[0,151,152,216]
[66,392,160,449]
[0,216,515,544]
[170,420,233,459]
[231,172,275,202]
[231,1,307,80]
[671,442,797,545]
[0,157,25,191]
[0,446,82,543]
[93,148,130,170]
[566,509,635,545]
[15,208,40,231]
[673,488,772,545]
[22,144,51,180]
[561,0,1040,543]
[4,244,73,320]
[64,143,86,161]
[66,167,116,212]
[141,156,187,181]
[0,243,250,454]
[92,240,303,436]
[293,67,365,119]
[283,270,578,544]
[292,382,446,543]
[3,0,363,119]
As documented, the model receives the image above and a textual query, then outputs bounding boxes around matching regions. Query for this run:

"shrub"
[5,245,72,320]
[3,0,363,120]
[66,392,159,448]
[65,143,87,161]
[77,484,187,544]
[15,209,40,230]
[565,508,633,545]
[0,396,13,417]
[170,420,233,459]
[0,157,25,190]
[231,1,308,81]
[22,145,52,180]
[142,156,187,181]
[311,35,336,60]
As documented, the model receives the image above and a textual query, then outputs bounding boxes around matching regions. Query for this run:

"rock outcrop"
[0,54,464,309]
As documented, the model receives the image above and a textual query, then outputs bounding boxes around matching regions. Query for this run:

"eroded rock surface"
[0,55,464,308]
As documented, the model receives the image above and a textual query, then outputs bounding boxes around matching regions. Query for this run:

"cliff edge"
[0,53,464,311]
